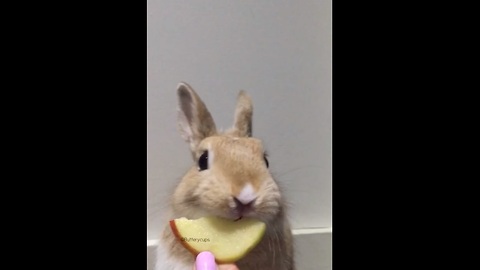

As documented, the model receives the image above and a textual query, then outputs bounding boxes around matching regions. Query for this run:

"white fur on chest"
[154,242,191,270]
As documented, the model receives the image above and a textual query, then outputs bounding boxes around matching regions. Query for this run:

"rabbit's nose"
[233,196,256,214]
[235,183,257,205]
[233,196,256,206]
[232,183,257,216]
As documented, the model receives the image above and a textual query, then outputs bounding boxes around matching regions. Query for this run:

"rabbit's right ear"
[177,82,217,154]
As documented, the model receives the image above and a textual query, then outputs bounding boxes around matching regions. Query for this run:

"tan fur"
[177,82,217,156]
[227,90,253,137]
[156,82,294,270]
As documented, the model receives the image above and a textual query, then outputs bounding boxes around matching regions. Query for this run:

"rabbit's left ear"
[229,90,253,137]
[177,82,217,154]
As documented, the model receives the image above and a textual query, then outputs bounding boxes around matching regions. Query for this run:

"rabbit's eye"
[198,151,209,171]
[264,154,269,168]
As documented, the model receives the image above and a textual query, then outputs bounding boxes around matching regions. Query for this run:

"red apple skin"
[169,220,199,259]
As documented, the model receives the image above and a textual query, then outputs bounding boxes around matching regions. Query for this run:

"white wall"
[147,0,331,241]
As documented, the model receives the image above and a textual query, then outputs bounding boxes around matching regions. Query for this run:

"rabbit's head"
[171,82,283,224]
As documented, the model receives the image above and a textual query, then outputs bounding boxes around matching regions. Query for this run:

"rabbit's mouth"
[230,197,255,221]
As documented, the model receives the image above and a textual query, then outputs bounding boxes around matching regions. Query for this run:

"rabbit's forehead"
[199,136,264,155]
[199,136,270,194]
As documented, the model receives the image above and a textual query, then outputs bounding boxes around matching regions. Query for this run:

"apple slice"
[169,216,266,263]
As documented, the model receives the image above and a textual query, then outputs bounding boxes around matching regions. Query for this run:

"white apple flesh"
[169,216,266,263]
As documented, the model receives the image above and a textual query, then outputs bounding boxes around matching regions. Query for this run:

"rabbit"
[155,82,295,270]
